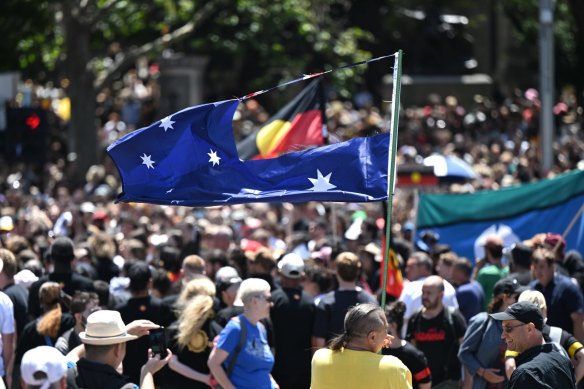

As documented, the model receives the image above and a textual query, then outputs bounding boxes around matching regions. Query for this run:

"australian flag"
[107,96,389,207]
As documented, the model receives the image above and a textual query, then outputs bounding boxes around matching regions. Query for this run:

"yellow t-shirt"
[311,348,412,389]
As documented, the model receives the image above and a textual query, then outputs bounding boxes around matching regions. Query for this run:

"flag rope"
[239,53,396,100]
[380,50,403,310]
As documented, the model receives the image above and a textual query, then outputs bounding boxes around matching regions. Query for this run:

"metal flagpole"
[381,50,403,309]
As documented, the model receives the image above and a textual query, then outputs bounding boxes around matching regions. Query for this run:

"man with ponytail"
[311,303,412,389]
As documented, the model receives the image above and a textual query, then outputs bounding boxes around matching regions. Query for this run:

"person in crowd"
[504,290,584,383]
[406,275,467,389]
[246,248,278,290]
[27,237,94,318]
[503,243,533,286]
[204,249,229,282]
[301,265,334,305]
[20,346,67,389]
[458,277,525,389]
[16,282,73,369]
[0,262,14,389]
[76,310,171,389]
[436,251,457,284]
[214,266,243,325]
[490,301,576,388]
[312,252,377,348]
[451,257,485,323]
[270,253,315,389]
[115,261,173,384]
[384,300,431,389]
[166,276,223,388]
[311,303,412,389]
[162,254,207,311]
[474,236,508,311]
[55,291,100,356]
[399,251,459,336]
[208,278,278,389]
[528,247,584,340]
[0,249,28,338]
[357,242,382,295]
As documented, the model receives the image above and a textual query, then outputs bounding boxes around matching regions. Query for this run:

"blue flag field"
[417,169,584,260]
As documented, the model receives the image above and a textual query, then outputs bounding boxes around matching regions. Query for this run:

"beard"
[422,298,440,310]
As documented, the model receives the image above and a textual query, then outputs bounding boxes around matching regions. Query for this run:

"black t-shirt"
[510,343,575,389]
[15,313,75,364]
[406,307,467,385]
[270,287,315,389]
[28,272,95,318]
[116,295,174,384]
[76,358,136,389]
[165,318,223,388]
[2,282,29,336]
[313,289,377,341]
[215,305,244,328]
[383,340,432,389]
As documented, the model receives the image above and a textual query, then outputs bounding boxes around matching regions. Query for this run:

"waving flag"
[237,79,326,160]
[417,169,584,260]
[107,98,389,207]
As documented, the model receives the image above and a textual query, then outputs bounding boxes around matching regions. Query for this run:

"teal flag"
[417,169,584,260]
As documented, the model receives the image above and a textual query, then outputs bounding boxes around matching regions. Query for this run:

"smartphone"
[148,327,168,358]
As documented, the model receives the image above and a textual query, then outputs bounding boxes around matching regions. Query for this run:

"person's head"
[543,233,566,261]
[151,268,171,299]
[509,243,533,271]
[436,251,457,282]
[405,251,432,281]
[204,249,229,280]
[177,275,216,307]
[334,252,361,283]
[247,248,276,275]
[181,255,206,283]
[92,280,111,309]
[450,257,472,286]
[238,278,272,320]
[49,237,75,267]
[531,247,555,286]
[79,310,138,368]
[0,248,17,288]
[215,266,242,307]
[70,291,100,329]
[20,346,67,389]
[421,275,444,311]
[490,301,544,353]
[159,245,181,274]
[301,265,334,298]
[385,300,406,339]
[358,243,381,274]
[488,278,524,313]
[329,303,390,353]
[277,253,305,284]
[518,290,548,320]
[484,235,504,262]
[127,261,152,294]
[176,277,216,351]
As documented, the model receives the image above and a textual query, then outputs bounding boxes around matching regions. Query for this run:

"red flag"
[379,234,404,300]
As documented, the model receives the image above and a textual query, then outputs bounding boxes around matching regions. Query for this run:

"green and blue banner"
[417,169,584,260]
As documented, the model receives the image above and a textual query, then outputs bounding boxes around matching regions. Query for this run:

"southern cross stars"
[309,169,336,191]
[159,116,175,132]
[208,149,221,166]
[140,153,155,169]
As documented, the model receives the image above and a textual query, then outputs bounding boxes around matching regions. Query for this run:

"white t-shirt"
[0,291,15,376]
[398,277,459,338]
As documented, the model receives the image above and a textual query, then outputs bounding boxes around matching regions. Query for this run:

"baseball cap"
[493,278,526,297]
[215,266,242,292]
[544,233,566,258]
[277,253,305,279]
[490,301,544,331]
[50,236,75,262]
[21,346,67,389]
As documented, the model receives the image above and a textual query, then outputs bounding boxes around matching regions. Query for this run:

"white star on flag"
[166,188,174,194]
[308,169,336,191]
[208,149,221,166]
[140,153,155,169]
[159,116,175,132]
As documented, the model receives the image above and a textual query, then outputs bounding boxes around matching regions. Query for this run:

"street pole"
[539,0,554,173]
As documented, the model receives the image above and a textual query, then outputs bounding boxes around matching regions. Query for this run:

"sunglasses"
[256,295,273,303]
[503,323,527,333]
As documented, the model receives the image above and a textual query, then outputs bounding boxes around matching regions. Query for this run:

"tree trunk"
[63,7,98,185]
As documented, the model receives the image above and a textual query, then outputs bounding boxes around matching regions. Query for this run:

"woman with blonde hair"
[504,289,584,382]
[166,275,223,388]
[16,282,74,366]
[311,303,412,389]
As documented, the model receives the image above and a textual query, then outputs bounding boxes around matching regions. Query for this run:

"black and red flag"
[237,79,327,160]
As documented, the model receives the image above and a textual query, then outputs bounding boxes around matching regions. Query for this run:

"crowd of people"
[0,71,583,389]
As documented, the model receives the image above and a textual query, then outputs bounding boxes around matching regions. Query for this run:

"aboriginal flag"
[237,79,326,160]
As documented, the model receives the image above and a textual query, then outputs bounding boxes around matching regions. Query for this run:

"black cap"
[490,301,544,331]
[50,237,75,262]
[128,261,152,292]
[511,243,533,268]
[493,278,526,297]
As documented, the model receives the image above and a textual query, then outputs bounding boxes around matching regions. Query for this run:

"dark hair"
[329,303,384,351]
[410,251,433,273]
[152,268,171,297]
[453,257,473,278]
[385,300,407,334]
[70,292,99,315]
[159,245,181,273]
[128,261,152,292]
[92,280,111,308]
[304,265,334,294]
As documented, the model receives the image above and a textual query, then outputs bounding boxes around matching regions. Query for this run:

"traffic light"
[1,107,48,165]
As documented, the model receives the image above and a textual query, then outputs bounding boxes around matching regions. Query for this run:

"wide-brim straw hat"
[79,310,138,345]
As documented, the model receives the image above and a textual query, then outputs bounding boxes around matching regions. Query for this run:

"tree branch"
[93,0,219,91]
[85,0,119,28]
